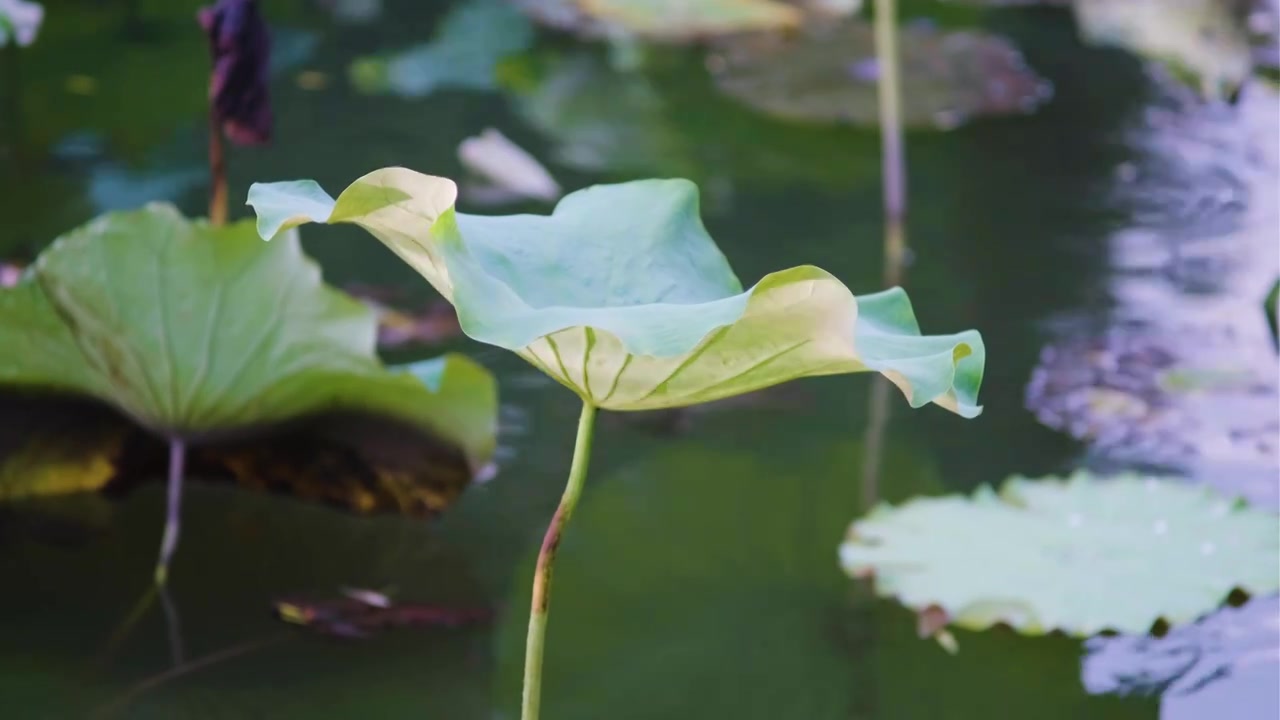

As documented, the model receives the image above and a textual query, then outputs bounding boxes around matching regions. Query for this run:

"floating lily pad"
[839,472,1280,636]
[1073,0,1255,100]
[348,0,533,98]
[0,205,498,505]
[249,168,984,415]
[578,0,801,42]
[0,0,42,47]
[512,51,700,177]
[710,20,1053,128]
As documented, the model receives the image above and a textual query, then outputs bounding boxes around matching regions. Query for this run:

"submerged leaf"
[348,0,533,98]
[248,168,985,415]
[710,20,1053,129]
[199,0,273,144]
[0,205,497,475]
[839,472,1280,636]
[0,0,42,47]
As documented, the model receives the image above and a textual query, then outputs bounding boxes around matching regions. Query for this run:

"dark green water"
[0,1,1275,718]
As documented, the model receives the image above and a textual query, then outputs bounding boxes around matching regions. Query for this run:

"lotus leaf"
[839,472,1280,636]
[710,20,1053,129]
[348,0,533,98]
[1073,0,1255,100]
[0,204,497,472]
[577,0,801,41]
[248,167,985,415]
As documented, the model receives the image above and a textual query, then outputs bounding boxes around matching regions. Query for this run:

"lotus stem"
[874,0,907,287]
[522,401,597,720]
[1,44,24,161]
[208,108,227,226]
[155,438,186,585]
[862,0,907,505]
[159,584,185,667]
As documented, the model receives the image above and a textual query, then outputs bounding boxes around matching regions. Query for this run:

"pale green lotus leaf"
[840,472,1280,636]
[248,168,985,415]
[0,204,497,471]
[577,0,801,42]
[1073,0,1254,100]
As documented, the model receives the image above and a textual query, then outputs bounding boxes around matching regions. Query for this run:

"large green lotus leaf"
[0,204,497,470]
[248,168,984,415]
[1073,0,1254,100]
[710,20,1053,129]
[0,279,99,393]
[840,472,1280,636]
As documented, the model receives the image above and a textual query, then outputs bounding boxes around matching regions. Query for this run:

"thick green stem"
[522,401,597,720]
[874,0,907,287]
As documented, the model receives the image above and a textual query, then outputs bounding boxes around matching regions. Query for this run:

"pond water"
[0,1,1276,718]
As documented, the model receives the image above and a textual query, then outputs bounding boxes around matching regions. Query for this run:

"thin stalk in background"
[208,108,227,225]
[522,401,597,720]
[874,0,907,288]
[155,439,186,585]
[863,0,908,506]
[1,43,25,164]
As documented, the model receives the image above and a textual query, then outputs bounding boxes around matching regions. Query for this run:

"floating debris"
[458,128,562,206]
[274,589,492,639]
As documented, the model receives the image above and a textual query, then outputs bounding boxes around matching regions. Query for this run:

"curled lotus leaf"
[248,168,984,415]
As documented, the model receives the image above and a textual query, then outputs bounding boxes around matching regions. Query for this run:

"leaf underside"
[0,204,497,474]
[248,167,985,416]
